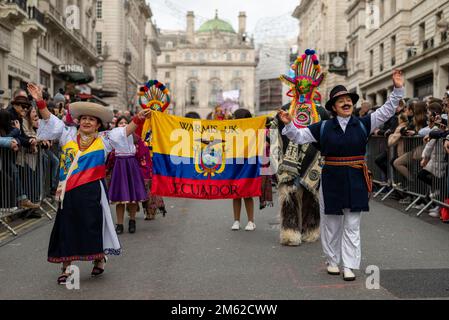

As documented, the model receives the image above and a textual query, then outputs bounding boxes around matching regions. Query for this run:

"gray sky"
[147,0,299,42]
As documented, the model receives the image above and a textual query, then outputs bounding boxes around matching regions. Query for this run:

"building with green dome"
[197,14,236,34]
[156,11,257,118]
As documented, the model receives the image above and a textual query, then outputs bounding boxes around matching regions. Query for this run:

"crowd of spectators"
[359,85,449,221]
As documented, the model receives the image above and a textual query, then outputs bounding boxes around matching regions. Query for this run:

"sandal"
[57,266,71,285]
[91,256,108,277]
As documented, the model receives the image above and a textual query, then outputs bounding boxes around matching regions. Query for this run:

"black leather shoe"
[115,224,124,235]
[128,220,136,234]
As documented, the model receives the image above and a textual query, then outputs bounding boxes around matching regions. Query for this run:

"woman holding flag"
[29,83,149,285]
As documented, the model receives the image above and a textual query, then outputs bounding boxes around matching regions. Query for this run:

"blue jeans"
[44,149,59,190]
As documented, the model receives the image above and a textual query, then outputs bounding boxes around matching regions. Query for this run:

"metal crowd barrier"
[366,136,389,197]
[417,138,449,216]
[0,146,57,236]
[367,135,449,218]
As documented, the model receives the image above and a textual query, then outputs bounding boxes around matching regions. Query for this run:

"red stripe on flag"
[152,175,262,199]
[66,166,106,192]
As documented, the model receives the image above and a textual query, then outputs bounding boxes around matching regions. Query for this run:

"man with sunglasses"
[6,89,40,210]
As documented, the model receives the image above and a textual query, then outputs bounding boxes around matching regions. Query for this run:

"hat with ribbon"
[69,101,113,125]
[325,85,359,111]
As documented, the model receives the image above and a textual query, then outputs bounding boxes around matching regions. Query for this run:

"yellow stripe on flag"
[148,112,267,159]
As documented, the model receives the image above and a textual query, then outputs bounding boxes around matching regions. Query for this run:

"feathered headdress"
[137,80,171,147]
[137,80,171,112]
[280,49,325,128]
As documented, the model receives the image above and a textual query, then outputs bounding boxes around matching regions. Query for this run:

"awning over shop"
[53,64,94,85]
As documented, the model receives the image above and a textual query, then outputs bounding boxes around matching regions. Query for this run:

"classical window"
[233,70,242,78]
[39,70,51,89]
[391,35,396,66]
[189,70,198,78]
[96,0,102,18]
[226,53,232,61]
[379,43,384,71]
[379,0,385,23]
[209,80,222,107]
[259,79,282,112]
[419,22,425,43]
[96,32,102,55]
[187,80,198,105]
[185,52,192,61]
[240,52,247,61]
[232,79,244,104]
[165,71,170,78]
[165,55,171,63]
[96,66,103,85]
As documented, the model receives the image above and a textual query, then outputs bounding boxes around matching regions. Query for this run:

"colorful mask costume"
[271,49,328,245]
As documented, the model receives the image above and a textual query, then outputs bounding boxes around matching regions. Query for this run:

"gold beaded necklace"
[78,131,97,151]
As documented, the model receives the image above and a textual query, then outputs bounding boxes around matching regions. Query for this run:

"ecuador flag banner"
[149,112,267,199]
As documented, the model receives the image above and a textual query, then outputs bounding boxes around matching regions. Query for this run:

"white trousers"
[319,186,362,270]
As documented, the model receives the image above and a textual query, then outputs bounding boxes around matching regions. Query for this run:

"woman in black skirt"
[29,83,149,284]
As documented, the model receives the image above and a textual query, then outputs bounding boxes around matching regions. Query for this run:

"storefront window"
[40,70,51,89]
[414,74,433,99]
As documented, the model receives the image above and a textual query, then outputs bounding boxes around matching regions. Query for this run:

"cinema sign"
[53,64,94,84]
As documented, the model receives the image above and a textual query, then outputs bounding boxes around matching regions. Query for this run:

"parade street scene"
[1,0,449,303]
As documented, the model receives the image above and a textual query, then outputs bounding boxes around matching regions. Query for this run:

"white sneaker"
[428,207,440,218]
[327,265,340,275]
[412,203,426,210]
[231,221,240,231]
[245,221,256,231]
[343,268,356,281]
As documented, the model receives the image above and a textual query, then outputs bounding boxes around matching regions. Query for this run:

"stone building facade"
[145,14,161,81]
[36,0,98,96]
[95,0,153,110]
[156,11,257,118]
[356,0,449,104]
[294,0,449,105]
[0,0,46,106]
[292,0,349,100]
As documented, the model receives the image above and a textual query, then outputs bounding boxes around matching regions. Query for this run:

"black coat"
[6,105,32,148]
[309,116,372,215]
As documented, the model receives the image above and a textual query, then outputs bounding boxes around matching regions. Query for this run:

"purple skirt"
[108,156,148,203]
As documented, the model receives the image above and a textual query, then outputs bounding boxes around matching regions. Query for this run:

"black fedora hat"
[325,85,359,111]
